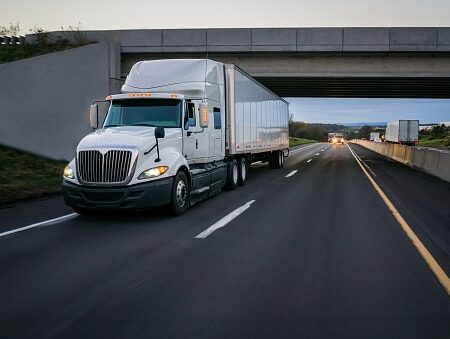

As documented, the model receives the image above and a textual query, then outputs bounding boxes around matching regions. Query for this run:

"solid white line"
[0,213,78,238]
[195,200,255,239]
[307,159,312,163]
[285,170,298,178]
[315,153,320,156]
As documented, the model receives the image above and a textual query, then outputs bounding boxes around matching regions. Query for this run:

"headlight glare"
[138,166,169,179]
[63,165,75,179]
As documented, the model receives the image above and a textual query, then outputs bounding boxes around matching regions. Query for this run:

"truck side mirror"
[155,127,165,139]
[89,104,98,129]
[199,103,209,128]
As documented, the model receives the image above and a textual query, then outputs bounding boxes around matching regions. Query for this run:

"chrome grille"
[77,150,133,184]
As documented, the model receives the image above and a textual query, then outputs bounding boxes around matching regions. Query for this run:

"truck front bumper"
[62,178,173,210]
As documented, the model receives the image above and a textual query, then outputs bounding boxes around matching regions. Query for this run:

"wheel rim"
[279,152,282,166]
[281,152,284,166]
[176,179,187,207]
[241,161,247,181]
[233,164,238,184]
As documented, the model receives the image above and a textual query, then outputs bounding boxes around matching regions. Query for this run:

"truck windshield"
[104,99,182,128]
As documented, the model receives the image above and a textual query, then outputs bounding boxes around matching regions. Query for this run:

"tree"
[358,125,373,139]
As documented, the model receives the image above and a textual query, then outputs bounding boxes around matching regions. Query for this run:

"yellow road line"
[347,144,450,296]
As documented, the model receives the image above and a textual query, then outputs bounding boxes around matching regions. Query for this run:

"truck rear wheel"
[270,150,283,169]
[238,157,247,186]
[226,159,239,190]
[170,171,189,216]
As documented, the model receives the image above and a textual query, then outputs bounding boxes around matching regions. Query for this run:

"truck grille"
[77,150,133,184]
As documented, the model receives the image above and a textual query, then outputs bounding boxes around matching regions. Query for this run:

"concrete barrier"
[351,140,450,183]
[0,42,120,161]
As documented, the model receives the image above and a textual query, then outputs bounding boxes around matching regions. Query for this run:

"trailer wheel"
[238,157,247,186]
[226,159,239,190]
[170,171,189,216]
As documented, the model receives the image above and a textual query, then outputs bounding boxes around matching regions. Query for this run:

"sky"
[1,0,450,31]
[286,98,450,124]
[1,0,449,124]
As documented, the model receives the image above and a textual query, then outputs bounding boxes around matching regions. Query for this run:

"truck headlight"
[138,166,169,180]
[63,165,75,179]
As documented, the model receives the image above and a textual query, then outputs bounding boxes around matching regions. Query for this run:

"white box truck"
[369,132,380,141]
[62,59,289,215]
[385,120,419,145]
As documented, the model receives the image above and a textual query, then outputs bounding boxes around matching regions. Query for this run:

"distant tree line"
[420,124,450,139]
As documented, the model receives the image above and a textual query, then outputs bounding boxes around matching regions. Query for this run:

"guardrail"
[351,140,450,183]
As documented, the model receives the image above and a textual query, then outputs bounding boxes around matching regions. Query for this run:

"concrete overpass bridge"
[46,27,450,98]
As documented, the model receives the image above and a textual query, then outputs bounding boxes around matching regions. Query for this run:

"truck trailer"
[62,59,289,215]
[385,120,419,145]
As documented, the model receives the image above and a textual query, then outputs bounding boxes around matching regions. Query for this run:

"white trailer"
[62,59,289,215]
[385,120,419,145]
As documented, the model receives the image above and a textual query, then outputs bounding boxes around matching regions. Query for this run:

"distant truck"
[62,59,289,215]
[330,133,344,144]
[370,132,380,141]
[385,120,419,145]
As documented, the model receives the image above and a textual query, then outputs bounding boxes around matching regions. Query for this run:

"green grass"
[418,135,450,150]
[289,137,317,147]
[0,145,67,205]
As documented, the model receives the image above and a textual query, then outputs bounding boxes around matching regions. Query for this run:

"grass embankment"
[418,135,450,150]
[289,137,317,147]
[0,145,66,205]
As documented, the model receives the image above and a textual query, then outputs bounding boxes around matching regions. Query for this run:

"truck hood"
[77,126,180,153]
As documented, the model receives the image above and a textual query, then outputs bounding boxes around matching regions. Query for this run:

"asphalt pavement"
[0,142,449,339]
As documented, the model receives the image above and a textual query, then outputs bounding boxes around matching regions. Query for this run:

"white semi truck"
[63,59,289,215]
[385,120,419,145]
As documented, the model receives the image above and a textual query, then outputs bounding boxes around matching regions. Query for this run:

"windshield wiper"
[104,124,121,128]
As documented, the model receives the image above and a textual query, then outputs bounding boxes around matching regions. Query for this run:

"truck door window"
[184,102,196,129]
[213,107,221,129]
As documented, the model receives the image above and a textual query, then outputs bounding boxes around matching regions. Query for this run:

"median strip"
[346,144,450,295]
[195,200,255,239]
[0,213,78,238]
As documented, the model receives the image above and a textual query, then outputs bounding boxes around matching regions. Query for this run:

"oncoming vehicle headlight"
[138,166,169,180]
[63,165,75,179]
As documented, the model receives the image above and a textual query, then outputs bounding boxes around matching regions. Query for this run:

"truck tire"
[270,150,283,169]
[226,159,239,190]
[170,171,189,216]
[238,157,247,186]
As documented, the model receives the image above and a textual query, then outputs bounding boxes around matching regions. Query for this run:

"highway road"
[0,142,449,338]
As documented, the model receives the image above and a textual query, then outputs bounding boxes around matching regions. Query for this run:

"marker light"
[199,103,209,128]
[138,166,169,180]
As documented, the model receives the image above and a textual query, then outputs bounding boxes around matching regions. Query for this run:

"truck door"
[183,101,197,161]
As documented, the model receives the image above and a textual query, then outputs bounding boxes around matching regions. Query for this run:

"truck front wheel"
[170,171,189,216]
